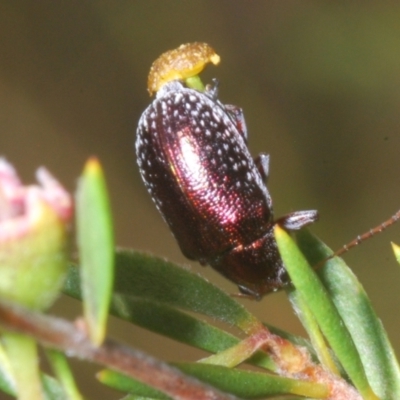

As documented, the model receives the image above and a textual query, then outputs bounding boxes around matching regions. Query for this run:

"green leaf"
[0,337,69,400]
[287,289,340,375]
[100,364,328,399]
[63,250,324,371]
[2,332,44,400]
[0,373,69,400]
[297,229,400,400]
[391,242,400,264]
[0,340,16,396]
[112,295,275,370]
[176,363,328,398]
[107,249,258,332]
[0,367,14,396]
[46,350,83,400]
[64,264,275,371]
[76,158,114,345]
[42,375,68,400]
[275,226,378,400]
[98,369,171,399]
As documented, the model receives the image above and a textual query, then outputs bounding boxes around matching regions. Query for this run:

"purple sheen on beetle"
[136,80,318,299]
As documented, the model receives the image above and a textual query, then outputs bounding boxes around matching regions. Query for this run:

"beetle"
[136,78,318,299]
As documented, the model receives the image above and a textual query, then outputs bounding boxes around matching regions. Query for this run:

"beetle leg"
[275,210,319,230]
[205,78,219,100]
[224,104,248,142]
[237,285,263,301]
[254,153,270,183]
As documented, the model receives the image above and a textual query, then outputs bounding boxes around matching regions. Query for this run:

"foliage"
[0,158,399,400]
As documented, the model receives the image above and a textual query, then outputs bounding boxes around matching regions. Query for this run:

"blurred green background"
[1,1,400,398]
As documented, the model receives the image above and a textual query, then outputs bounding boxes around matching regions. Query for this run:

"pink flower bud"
[0,159,72,310]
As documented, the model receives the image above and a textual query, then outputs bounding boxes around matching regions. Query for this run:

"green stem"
[184,75,205,91]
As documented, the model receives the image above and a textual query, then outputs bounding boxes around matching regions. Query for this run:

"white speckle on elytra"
[174,92,183,104]
[173,109,179,118]
[185,102,192,110]
[205,130,211,137]
[189,94,197,102]
[151,121,156,129]
[223,143,229,150]
[217,149,222,156]
[212,111,221,123]
[236,181,241,188]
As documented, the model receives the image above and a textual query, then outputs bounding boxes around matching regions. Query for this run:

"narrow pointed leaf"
[98,369,171,399]
[0,341,15,395]
[288,289,340,375]
[100,365,329,399]
[64,267,275,371]
[297,229,400,400]
[176,363,328,399]
[76,158,114,345]
[0,366,14,396]
[112,295,276,370]
[391,242,400,264]
[0,356,67,400]
[199,330,270,368]
[274,226,378,400]
[0,326,66,399]
[42,375,68,400]
[46,350,83,400]
[105,249,258,332]
[2,332,44,400]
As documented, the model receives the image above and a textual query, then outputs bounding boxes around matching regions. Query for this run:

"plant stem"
[0,299,239,400]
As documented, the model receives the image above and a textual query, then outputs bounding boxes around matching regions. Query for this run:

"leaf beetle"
[136,43,318,299]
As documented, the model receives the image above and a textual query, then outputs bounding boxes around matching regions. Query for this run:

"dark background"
[1,2,400,398]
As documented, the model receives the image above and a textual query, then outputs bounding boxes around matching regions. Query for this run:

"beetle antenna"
[318,208,400,267]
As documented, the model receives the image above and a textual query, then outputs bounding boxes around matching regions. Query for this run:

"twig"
[0,299,240,400]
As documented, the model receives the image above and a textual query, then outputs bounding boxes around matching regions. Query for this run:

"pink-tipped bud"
[0,159,72,310]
